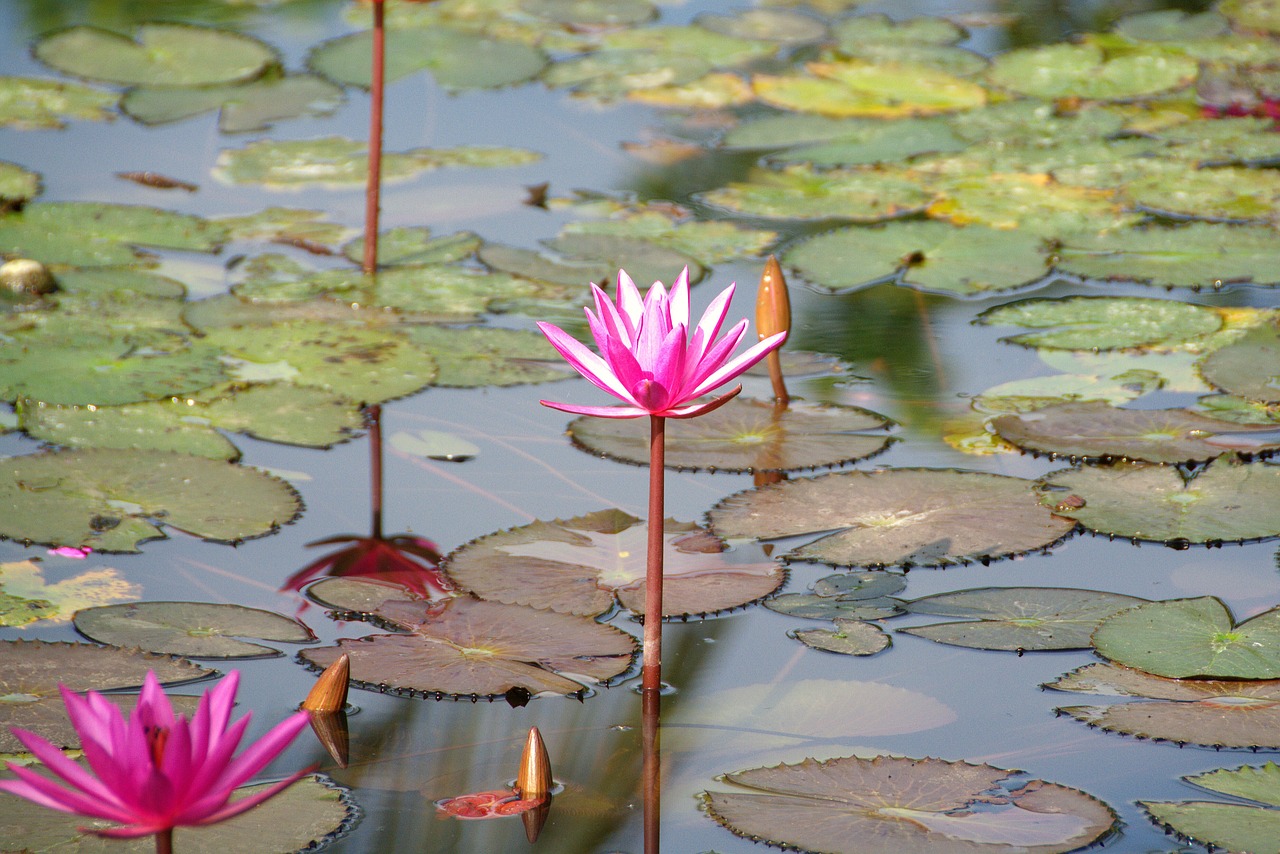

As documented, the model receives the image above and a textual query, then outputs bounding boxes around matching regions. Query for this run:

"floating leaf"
[542,49,711,99]
[35,24,276,88]
[0,560,140,627]
[987,42,1198,100]
[216,207,348,248]
[0,773,357,853]
[0,162,40,210]
[122,73,343,133]
[973,371,1163,416]
[768,118,969,168]
[0,202,226,267]
[1037,458,1280,544]
[1142,763,1280,854]
[74,601,314,659]
[992,402,1280,464]
[542,232,704,291]
[0,640,212,752]
[300,596,635,698]
[766,594,904,621]
[1222,0,1280,34]
[1093,596,1280,679]
[785,220,1049,296]
[753,60,987,118]
[0,77,117,129]
[343,228,480,268]
[54,268,186,299]
[390,429,479,462]
[602,23,777,68]
[569,398,893,473]
[0,448,302,552]
[703,755,1116,854]
[441,509,784,618]
[308,26,546,90]
[709,468,1076,568]
[1126,165,1280,222]
[1114,8,1230,41]
[1055,223,1280,289]
[523,0,657,28]
[977,296,1222,350]
[404,326,570,387]
[558,214,778,265]
[833,13,966,47]
[698,164,932,222]
[928,173,1136,235]
[305,577,424,613]
[902,587,1147,651]
[1047,662,1280,749]
[793,619,890,655]
[214,136,539,188]
[1201,320,1280,403]
[1197,393,1280,425]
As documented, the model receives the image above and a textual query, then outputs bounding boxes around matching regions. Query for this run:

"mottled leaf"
[74,601,314,659]
[404,326,571,387]
[987,42,1197,100]
[793,619,891,655]
[0,202,226,267]
[698,164,932,222]
[977,296,1222,350]
[0,77,117,129]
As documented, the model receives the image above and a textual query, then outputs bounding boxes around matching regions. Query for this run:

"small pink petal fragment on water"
[48,547,92,559]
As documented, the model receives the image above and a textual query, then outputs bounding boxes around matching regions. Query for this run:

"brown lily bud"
[756,255,791,405]
[306,709,350,769]
[515,726,553,800]
[302,653,350,713]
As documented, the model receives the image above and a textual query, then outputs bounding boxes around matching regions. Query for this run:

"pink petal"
[688,331,787,399]
[186,768,312,827]
[688,284,735,365]
[664,385,742,418]
[666,268,690,329]
[536,322,634,403]
[539,400,648,419]
[615,270,644,333]
[683,320,749,391]
[207,712,308,793]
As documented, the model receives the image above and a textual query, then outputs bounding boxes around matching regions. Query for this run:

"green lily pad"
[35,24,276,88]
[214,136,540,188]
[992,402,1280,464]
[793,618,890,656]
[927,173,1137,235]
[768,118,969,168]
[0,202,226,267]
[1125,165,1280,222]
[832,13,966,47]
[0,162,40,210]
[767,594,904,621]
[1093,596,1280,679]
[300,596,635,698]
[1197,393,1280,425]
[1201,320,1280,403]
[0,773,357,853]
[390,429,479,462]
[0,448,302,553]
[703,755,1117,854]
[342,228,481,268]
[1142,763,1280,854]
[478,242,607,287]
[1055,223,1280,289]
[1038,348,1208,394]
[698,164,932,222]
[987,42,1198,101]
[558,213,779,265]
[542,232,704,289]
[440,509,784,618]
[403,326,570,387]
[53,268,186,299]
[0,77,117,129]
[841,42,988,78]
[308,26,546,90]
[74,601,314,658]
[1222,0,1280,33]
[542,49,711,99]
[753,60,987,118]
[709,468,1077,569]
[122,73,343,133]
[0,560,140,627]
[569,398,894,473]
[977,296,1222,350]
[902,587,1147,652]
[602,24,777,68]
[1046,662,1280,749]
[785,220,1049,296]
[523,0,656,28]
[973,371,1163,415]
[1114,8,1230,41]
[0,639,212,752]
[699,8,827,43]
[1037,458,1280,545]
[215,208,349,249]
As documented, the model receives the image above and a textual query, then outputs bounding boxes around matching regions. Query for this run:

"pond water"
[3,0,1280,851]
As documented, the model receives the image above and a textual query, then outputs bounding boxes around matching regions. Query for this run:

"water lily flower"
[536,268,787,419]
[0,671,309,850]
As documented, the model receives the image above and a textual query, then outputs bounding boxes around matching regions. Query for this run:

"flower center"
[145,725,170,766]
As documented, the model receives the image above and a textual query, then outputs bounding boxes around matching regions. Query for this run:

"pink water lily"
[536,268,787,419]
[0,671,309,847]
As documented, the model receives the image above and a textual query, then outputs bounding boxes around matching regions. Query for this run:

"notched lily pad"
[74,601,315,659]
[0,77,117,129]
[0,448,302,553]
[569,398,894,473]
[1055,223,1280,290]
[768,570,905,620]
[697,164,932,223]
[441,509,784,618]
[793,619,891,656]
[404,326,571,388]
[1141,762,1280,854]
[902,587,1147,652]
[987,42,1197,101]
[1200,319,1280,404]
[0,162,40,211]
[299,596,635,699]
[0,201,226,267]
[977,296,1223,351]
[122,73,343,133]
[753,60,987,118]
[703,754,1117,854]
[709,468,1076,569]
[0,560,141,627]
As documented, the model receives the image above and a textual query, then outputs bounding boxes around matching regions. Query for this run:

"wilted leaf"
[74,601,315,658]
[0,560,140,627]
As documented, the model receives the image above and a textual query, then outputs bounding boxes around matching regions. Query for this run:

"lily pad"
[523,0,656,28]
[35,24,276,88]
[74,601,314,659]
[0,773,357,853]
[1036,458,1280,544]
[697,164,932,222]
[0,77,117,129]
[703,755,1117,854]
[542,49,711,99]
[767,594,904,621]
[216,208,349,249]
[0,162,40,210]
[53,268,186,299]
[793,619,890,656]
[602,24,777,68]
[214,136,540,188]
[557,213,778,265]
[708,468,1077,568]
[767,118,969,168]
[992,402,1280,464]
[300,596,635,698]
[986,42,1198,101]
[901,587,1147,652]
[440,509,784,618]
[833,13,966,47]
[1093,596,1280,679]
[1047,662,1280,749]
[569,398,893,473]
[698,8,826,43]
[0,560,140,627]
[541,232,704,291]
[1142,763,1280,854]
[753,60,987,118]
[785,220,1049,296]
[0,202,226,267]
[0,448,302,552]
[928,173,1135,235]
[0,639,212,752]
[1126,164,1280,222]
[403,326,571,387]
[977,296,1222,350]
[1201,319,1280,403]
[390,429,479,462]
[122,73,343,133]
[342,228,481,268]
[1054,223,1280,289]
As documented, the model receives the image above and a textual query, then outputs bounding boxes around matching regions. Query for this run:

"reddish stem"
[362,0,386,275]
[641,685,661,854]
[155,829,174,854]
[367,404,384,540]
[641,415,665,694]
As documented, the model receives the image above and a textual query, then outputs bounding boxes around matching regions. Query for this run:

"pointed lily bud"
[756,256,791,405]
[516,726,552,800]
[303,653,350,713]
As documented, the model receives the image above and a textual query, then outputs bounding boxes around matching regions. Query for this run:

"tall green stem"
[642,415,665,694]
[362,0,386,275]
